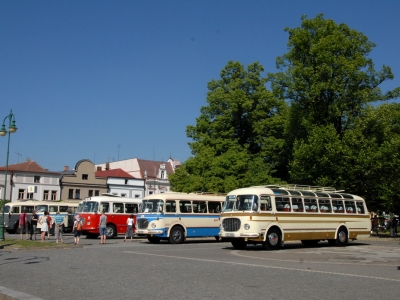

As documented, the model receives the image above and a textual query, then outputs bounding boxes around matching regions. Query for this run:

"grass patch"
[0,239,72,249]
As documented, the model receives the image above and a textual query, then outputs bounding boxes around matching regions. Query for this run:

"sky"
[1,1,399,172]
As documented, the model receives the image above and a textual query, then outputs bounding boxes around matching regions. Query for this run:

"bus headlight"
[151,223,156,228]
[244,223,250,230]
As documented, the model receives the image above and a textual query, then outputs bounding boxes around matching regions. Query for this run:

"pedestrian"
[99,210,107,244]
[47,214,53,240]
[54,211,64,243]
[39,211,49,243]
[30,210,38,240]
[73,215,82,245]
[124,214,134,242]
[19,209,29,240]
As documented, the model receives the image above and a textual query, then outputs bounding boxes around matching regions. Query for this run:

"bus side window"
[101,203,110,213]
[12,207,20,213]
[275,197,283,211]
[356,201,365,214]
[114,203,123,213]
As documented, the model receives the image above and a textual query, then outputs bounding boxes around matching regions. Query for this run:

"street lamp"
[0,110,17,241]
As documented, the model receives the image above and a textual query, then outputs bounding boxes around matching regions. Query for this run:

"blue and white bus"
[136,192,225,244]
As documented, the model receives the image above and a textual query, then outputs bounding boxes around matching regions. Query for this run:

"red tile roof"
[95,168,134,178]
[0,160,48,173]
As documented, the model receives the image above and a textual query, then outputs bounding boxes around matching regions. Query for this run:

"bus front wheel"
[264,228,281,250]
[106,225,116,239]
[169,227,184,244]
[335,227,348,247]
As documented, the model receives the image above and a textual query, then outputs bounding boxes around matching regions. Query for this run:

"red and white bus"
[77,194,141,238]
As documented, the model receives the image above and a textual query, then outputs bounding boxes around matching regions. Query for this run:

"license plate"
[225,233,234,237]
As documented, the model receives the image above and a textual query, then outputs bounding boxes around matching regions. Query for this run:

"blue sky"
[1,1,399,171]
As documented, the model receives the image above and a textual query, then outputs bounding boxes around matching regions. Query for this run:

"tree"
[169,61,287,193]
[271,13,400,185]
[289,103,400,212]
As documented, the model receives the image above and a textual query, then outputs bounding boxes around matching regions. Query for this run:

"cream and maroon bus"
[219,184,371,250]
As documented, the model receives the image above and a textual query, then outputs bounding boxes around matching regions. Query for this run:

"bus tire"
[301,240,319,247]
[169,227,184,244]
[147,236,161,243]
[106,224,116,239]
[335,227,348,247]
[264,228,281,250]
[231,239,248,250]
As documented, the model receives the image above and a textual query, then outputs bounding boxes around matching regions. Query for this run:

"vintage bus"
[136,192,225,244]
[2,200,79,234]
[77,194,141,238]
[219,184,371,250]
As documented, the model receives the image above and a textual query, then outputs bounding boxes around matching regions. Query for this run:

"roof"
[95,168,134,178]
[0,160,54,174]
[137,159,174,178]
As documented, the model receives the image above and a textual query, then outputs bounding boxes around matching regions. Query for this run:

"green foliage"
[169,61,286,193]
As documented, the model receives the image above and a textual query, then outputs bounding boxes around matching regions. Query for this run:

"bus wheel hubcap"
[268,233,278,246]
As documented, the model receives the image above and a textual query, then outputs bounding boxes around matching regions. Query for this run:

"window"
[22,206,34,213]
[68,189,74,199]
[166,200,176,212]
[27,193,33,200]
[318,199,331,213]
[49,206,57,213]
[12,206,20,213]
[113,203,124,213]
[18,189,25,199]
[125,203,138,213]
[51,191,57,200]
[125,180,128,185]
[345,201,356,213]
[208,202,221,213]
[88,190,93,197]
[34,176,41,183]
[179,200,192,213]
[82,174,88,180]
[75,189,80,199]
[134,194,140,198]
[356,201,366,214]
[43,190,49,201]
[100,202,109,213]
[332,200,344,213]
[59,206,69,213]
[95,190,99,196]
[275,197,290,211]
[291,198,303,212]
[304,199,318,212]
[160,171,165,179]
[149,191,153,195]
[260,195,272,211]
[193,201,207,213]
[121,193,126,197]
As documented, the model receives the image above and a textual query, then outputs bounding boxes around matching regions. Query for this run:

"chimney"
[64,166,69,171]
[97,166,102,171]
[106,162,110,170]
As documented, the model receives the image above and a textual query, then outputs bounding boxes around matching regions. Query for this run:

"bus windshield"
[36,205,49,212]
[2,205,10,213]
[79,201,99,213]
[140,199,164,213]
[223,195,258,212]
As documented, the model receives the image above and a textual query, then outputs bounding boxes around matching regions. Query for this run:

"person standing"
[73,215,82,246]
[39,211,49,243]
[30,210,38,240]
[19,209,29,240]
[124,214,134,242]
[47,215,53,240]
[99,210,107,244]
[54,211,64,244]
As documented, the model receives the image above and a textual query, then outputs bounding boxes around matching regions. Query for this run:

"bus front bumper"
[136,229,164,235]
[219,232,260,238]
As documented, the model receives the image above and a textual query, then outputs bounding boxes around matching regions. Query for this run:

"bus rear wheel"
[264,228,281,250]
[169,227,184,244]
[335,227,348,247]
[231,239,248,250]
[147,236,161,243]
[106,224,116,239]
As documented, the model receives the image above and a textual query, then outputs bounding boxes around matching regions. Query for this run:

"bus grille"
[222,218,241,232]
[137,219,149,229]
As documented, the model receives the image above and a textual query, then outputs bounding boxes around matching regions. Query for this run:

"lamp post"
[0,110,17,241]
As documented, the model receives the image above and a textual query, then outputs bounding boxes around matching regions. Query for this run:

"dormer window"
[160,164,165,169]
[161,171,165,179]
